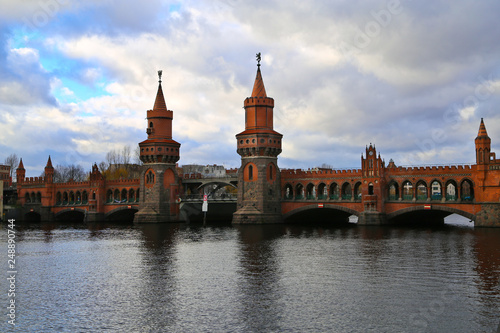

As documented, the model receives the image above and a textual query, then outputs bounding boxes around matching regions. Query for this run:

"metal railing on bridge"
[180,194,236,202]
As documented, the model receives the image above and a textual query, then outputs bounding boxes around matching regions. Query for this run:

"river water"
[1,216,500,332]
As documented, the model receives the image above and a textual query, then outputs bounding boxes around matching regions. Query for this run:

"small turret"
[44,156,54,183]
[16,158,25,183]
[475,118,491,165]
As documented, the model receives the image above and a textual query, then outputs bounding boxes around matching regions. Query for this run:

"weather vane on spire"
[158,70,163,83]
[256,52,261,67]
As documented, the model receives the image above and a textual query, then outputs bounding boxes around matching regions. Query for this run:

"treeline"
[6,145,142,183]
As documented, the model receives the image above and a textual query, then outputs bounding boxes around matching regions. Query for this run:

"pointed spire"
[251,54,267,98]
[46,155,53,169]
[477,118,489,138]
[17,158,24,170]
[153,70,167,111]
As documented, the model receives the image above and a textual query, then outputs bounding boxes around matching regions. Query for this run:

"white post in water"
[202,194,208,225]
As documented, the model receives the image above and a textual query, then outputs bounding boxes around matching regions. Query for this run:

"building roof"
[153,82,168,112]
[251,66,267,98]
[477,118,489,138]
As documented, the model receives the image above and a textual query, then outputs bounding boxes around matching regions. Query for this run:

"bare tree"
[106,149,119,166]
[122,145,131,166]
[134,145,142,165]
[53,164,87,183]
[4,153,19,179]
[98,161,108,173]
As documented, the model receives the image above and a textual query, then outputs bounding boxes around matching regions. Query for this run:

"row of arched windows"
[106,188,140,203]
[387,179,474,202]
[56,190,91,205]
[283,182,364,201]
[54,188,141,205]
[283,178,475,202]
[24,192,42,203]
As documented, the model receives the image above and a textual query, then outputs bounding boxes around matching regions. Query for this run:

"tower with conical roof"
[44,156,54,183]
[134,71,181,223]
[475,118,491,165]
[16,158,25,184]
[233,54,283,224]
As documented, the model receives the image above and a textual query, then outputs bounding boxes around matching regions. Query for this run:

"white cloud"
[2,0,500,174]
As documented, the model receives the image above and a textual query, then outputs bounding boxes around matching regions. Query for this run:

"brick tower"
[133,71,181,223]
[16,158,25,183]
[232,55,283,224]
[475,118,491,166]
[358,144,387,225]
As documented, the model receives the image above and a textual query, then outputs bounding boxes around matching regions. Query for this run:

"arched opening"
[106,207,138,223]
[329,183,339,200]
[354,182,362,200]
[416,181,427,201]
[55,210,85,223]
[149,121,154,128]
[318,183,327,200]
[306,183,315,200]
[368,183,374,195]
[31,192,36,203]
[388,182,399,201]
[445,180,457,201]
[25,211,41,223]
[295,183,304,200]
[36,192,42,203]
[106,190,113,203]
[283,205,359,225]
[129,189,135,202]
[248,164,254,180]
[402,181,413,201]
[341,182,352,200]
[69,191,75,204]
[284,184,293,200]
[75,191,81,204]
[136,188,140,202]
[114,189,120,202]
[267,163,276,182]
[460,179,474,202]
[146,170,155,184]
[121,189,128,202]
[25,193,30,203]
[431,180,442,200]
[63,192,68,205]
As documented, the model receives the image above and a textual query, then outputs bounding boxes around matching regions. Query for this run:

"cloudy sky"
[1,0,499,176]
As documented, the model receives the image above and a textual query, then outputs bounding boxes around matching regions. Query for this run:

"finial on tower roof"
[256,52,261,67]
[158,70,162,83]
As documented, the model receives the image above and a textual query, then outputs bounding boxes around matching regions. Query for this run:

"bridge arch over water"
[283,204,360,224]
[387,206,475,225]
[105,206,139,222]
[54,208,87,222]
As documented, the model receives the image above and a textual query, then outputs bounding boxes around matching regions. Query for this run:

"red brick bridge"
[15,161,140,222]
[277,119,500,226]
[11,60,500,227]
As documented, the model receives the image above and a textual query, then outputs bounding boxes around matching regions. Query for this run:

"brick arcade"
[12,60,500,227]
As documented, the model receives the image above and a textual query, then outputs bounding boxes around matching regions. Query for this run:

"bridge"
[9,61,500,227]
[280,159,484,225]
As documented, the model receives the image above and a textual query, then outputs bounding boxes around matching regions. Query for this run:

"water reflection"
[1,221,499,332]
[136,224,181,331]
[235,225,286,332]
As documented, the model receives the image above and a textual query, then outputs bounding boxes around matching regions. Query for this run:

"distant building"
[0,164,11,186]
[181,164,228,178]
